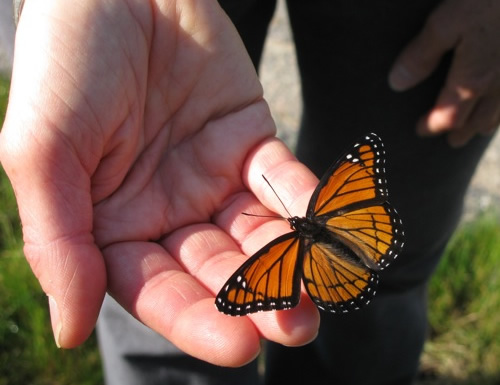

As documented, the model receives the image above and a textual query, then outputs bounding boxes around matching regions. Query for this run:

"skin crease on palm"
[0,0,499,367]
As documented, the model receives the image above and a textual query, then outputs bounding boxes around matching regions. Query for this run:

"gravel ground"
[260,0,500,221]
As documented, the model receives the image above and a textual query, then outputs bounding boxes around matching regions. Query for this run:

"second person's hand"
[389,0,500,147]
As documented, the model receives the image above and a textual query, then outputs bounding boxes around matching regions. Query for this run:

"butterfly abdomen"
[290,216,367,268]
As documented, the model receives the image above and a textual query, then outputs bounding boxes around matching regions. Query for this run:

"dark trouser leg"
[217,0,277,69]
[265,1,493,385]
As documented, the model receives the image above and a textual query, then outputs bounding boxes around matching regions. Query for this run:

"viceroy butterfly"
[215,133,405,315]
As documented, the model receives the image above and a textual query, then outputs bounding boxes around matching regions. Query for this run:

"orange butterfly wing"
[298,134,403,312]
[302,240,378,313]
[311,133,388,216]
[215,133,404,316]
[324,203,403,271]
[309,133,404,271]
[215,232,303,316]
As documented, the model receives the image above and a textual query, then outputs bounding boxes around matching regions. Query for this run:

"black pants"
[98,1,492,384]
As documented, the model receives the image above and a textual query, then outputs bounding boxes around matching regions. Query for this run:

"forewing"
[308,133,387,217]
[215,232,303,316]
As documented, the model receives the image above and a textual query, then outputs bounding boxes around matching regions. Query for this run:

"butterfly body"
[216,133,404,316]
[288,216,324,239]
[288,215,368,271]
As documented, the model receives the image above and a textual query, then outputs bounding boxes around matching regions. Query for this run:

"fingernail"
[388,65,413,91]
[48,295,62,348]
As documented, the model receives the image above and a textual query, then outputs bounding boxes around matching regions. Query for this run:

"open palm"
[0,0,319,366]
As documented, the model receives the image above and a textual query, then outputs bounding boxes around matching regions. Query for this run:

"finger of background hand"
[416,26,497,138]
[446,95,500,147]
[103,239,262,367]
[417,80,478,136]
[389,1,459,91]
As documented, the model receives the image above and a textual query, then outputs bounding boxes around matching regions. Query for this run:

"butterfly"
[215,133,405,315]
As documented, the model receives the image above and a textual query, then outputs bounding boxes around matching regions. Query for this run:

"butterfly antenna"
[241,212,283,219]
[261,175,293,218]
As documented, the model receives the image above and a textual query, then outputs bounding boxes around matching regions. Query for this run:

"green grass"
[418,212,500,384]
[1,75,499,384]
[0,76,8,121]
[0,246,103,385]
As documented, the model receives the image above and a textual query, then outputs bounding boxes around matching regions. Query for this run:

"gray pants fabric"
[97,1,494,384]
[97,296,259,385]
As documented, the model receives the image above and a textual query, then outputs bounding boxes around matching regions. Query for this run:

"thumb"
[0,114,106,350]
[27,234,106,349]
[388,0,459,91]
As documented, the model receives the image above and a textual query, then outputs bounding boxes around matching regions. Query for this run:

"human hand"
[0,0,319,366]
[389,0,500,147]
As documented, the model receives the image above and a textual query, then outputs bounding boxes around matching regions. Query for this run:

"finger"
[26,240,107,348]
[418,34,498,138]
[103,238,261,367]
[163,223,320,348]
[212,138,321,342]
[417,82,478,136]
[242,137,318,218]
[446,95,500,147]
[389,1,459,91]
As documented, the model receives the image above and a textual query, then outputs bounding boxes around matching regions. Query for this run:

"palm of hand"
[0,0,319,365]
